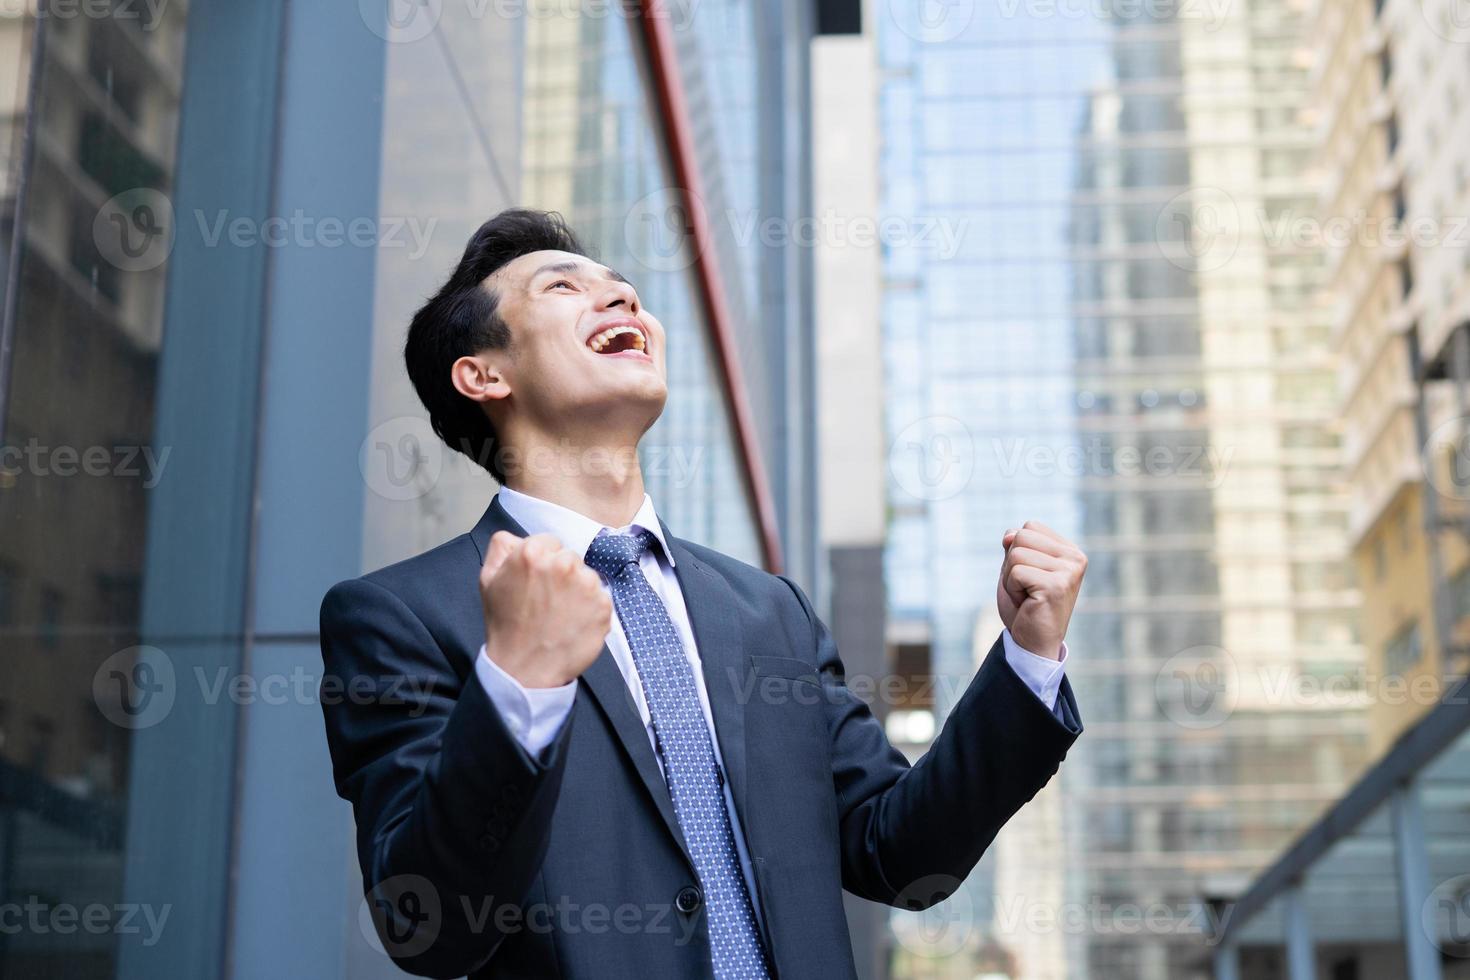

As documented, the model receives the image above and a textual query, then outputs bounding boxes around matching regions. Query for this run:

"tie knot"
[584,529,656,578]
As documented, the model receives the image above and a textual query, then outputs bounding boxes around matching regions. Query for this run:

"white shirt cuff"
[1001,629,1067,711]
[475,644,577,755]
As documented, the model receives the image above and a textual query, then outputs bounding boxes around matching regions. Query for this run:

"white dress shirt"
[476,488,1070,919]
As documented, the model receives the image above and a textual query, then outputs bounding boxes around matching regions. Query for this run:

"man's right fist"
[480,531,613,688]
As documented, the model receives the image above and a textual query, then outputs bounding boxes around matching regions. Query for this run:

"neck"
[500,431,647,528]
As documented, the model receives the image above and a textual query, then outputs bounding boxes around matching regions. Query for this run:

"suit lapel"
[470,497,694,867]
[664,535,752,837]
[577,645,693,862]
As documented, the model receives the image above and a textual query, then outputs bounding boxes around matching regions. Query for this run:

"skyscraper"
[876,1,1367,975]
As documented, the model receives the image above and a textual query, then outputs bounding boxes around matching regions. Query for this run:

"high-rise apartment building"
[1324,0,1470,756]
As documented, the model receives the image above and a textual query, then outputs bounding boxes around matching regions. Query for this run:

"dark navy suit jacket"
[319,497,1081,979]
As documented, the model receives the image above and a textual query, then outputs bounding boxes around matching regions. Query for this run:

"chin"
[573,380,667,429]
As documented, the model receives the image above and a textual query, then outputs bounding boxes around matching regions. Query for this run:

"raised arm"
[317,532,610,977]
[788,521,1086,908]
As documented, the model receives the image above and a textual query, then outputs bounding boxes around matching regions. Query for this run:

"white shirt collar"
[495,486,675,566]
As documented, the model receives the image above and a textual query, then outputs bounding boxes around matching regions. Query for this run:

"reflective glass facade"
[0,2,810,976]
[877,2,1369,976]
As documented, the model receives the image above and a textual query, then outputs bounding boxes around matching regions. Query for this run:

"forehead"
[492,249,608,290]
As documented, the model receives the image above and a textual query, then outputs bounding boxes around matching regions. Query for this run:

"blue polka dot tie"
[584,530,771,980]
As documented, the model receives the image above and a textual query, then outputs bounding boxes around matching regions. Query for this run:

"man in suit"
[320,209,1085,979]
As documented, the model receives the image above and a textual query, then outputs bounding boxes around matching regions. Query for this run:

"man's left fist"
[996,520,1087,661]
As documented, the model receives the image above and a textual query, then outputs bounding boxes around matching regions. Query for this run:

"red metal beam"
[635,0,785,574]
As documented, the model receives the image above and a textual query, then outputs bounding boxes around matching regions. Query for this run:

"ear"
[450,353,511,405]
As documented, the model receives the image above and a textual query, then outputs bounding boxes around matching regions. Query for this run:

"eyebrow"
[530,260,630,286]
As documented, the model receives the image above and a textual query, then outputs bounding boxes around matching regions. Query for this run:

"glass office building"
[0,1,819,976]
[878,1,1368,977]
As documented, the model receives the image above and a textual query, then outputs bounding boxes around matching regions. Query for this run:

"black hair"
[404,208,586,483]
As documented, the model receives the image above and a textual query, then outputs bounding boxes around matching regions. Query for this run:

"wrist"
[1007,627,1063,661]
[484,637,572,689]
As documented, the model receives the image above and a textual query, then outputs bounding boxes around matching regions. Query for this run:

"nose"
[597,279,639,315]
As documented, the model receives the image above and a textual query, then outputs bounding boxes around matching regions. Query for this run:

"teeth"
[588,324,646,353]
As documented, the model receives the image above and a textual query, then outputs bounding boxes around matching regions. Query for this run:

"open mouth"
[587,323,648,356]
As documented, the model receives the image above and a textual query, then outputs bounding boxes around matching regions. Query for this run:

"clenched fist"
[480,531,613,688]
[996,521,1087,661]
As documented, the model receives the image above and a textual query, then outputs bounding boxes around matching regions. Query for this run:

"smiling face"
[458,249,669,444]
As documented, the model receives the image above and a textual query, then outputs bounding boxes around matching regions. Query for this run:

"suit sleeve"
[319,577,572,978]
[778,576,1081,910]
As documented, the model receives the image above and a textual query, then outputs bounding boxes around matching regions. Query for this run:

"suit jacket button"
[675,886,702,914]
